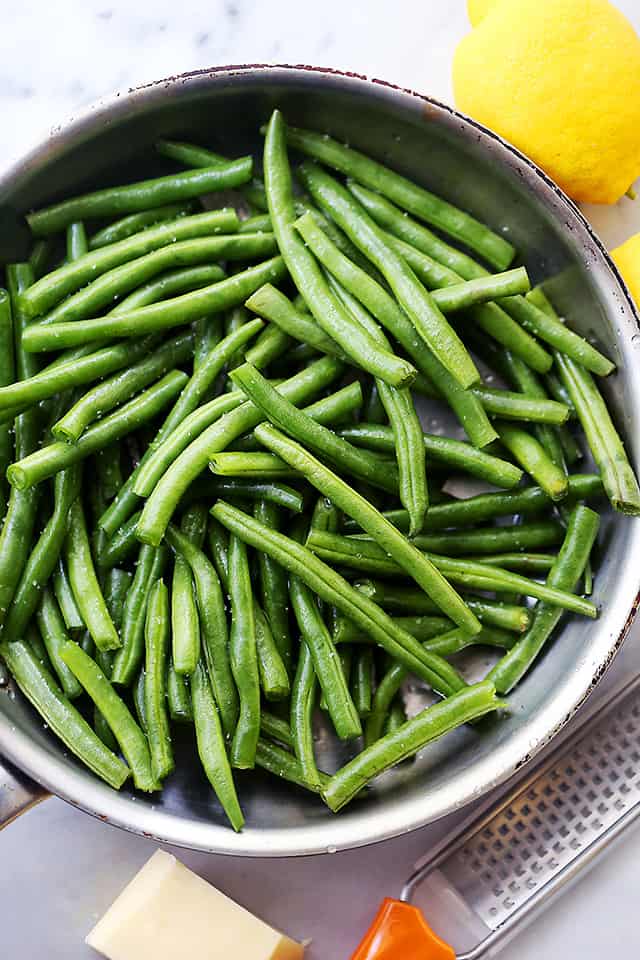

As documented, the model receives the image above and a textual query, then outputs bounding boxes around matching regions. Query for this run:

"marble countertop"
[2,2,640,957]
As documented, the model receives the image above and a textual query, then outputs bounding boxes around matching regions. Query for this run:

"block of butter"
[86,849,305,960]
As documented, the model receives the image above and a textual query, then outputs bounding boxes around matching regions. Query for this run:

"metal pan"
[1,64,639,857]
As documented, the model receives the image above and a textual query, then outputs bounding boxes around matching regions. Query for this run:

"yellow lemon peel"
[612,234,640,308]
[454,0,640,204]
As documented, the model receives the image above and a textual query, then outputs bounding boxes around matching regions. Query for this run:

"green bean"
[290,640,322,789]
[0,638,129,789]
[469,553,556,573]
[298,161,479,389]
[66,222,88,261]
[489,505,600,693]
[155,138,228,166]
[35,588,83,700]
[239,214,272,234]
[211,501,467,696]
[64,500,119,652]
[227,533,260,769]
[347,184,554,373]
[54,556,84,631]
[96,511,141,570]
[164,525,238,736]
[325,680,504,811]
[306,530,597,618]
[0,266,41,623]
[103,567,132,632]
[123,266,226,313]
[210,451,297,477]
[27,160,252,238]
[8,371,188,490]
[0,290,14,505]
[384,699,408,737]
[144,579,173,781]
[191,659,244,831]
[283,125,514,270]
[136,356,343,546]
[24,208,238,319]
[495,421,569,501]
[167,660,193,722]
[556,353,640,515]
[346,474,604,535]
[0,335,162,412]
[290,572,362,740]
[193,314,224,371]
[133,669,147,732]
[471,387,569,425]
[245,284,347,362]
[88,203,194,249]
[110,545,166,686]
[52,332,193,442]
[354,580,531,632]
[263,111,416,388]
[96,446,124,501]
[231,369,398,497]
[60,641,157,791]
[171,541,200,677]
[260,711,294,748]
[339,424,522,489]
[334,613,455,645]
[402,520,564,556]
[352,648,374,717]
[29,238,55,278]
[22,258,286,352]
[254,501,293,675]
[244,323,292,369]
[195,477,305,513]
[255,738,330,795]
[290,213,497,449]
[3,466,81,641]
[363,381,386,424]
[93,707,119,752]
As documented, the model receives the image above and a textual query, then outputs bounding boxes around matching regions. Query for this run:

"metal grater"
[399,674,640,958]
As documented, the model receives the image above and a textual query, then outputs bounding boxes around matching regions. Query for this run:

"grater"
[351,672,640,959]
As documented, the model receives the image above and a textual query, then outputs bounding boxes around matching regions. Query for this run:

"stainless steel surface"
[403,672,640,958]
[0,64,639,857]
[0,754,48,827]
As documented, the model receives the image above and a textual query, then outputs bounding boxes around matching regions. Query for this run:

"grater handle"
[350,898,456,960]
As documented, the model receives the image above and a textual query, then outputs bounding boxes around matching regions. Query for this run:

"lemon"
[453,0,640,204]
[612,234,640,307]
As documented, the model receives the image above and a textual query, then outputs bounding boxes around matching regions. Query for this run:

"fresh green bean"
[334,613,455,645]
[88,203,194,249]
[29,239,55,278]
[164,525,238,736]
[171,547,200,678]
[53,332,193,442]
[339,424,522,489]
[325,681,504,811]
[469,553,556,573]
[0,289,14,505]
[23,208,238,318]
[254,500,293,675]
[495,421,569,501]
[27,160,252,237]
[556,353,640,514]
[227,533,261,769]
[144,579,174,781]
[96,511,141,570]
[54,556,84,631]
[402,520,564,556]
[66,222,88,262]
[212,500,467,695]
[8,371,188,490]
[470,387,570,425]
[136,356,343,546]
[245,284,347,362]
[93,707,119,752]
[167,660,193,722]
[35,588,83,699]
[260,711,294,748]
[191,659,244,831]
[283,124,514,270]
[0,638,129,789]
[3,466,81,641]
[22,258,286,352]
[239,214,272,234]
[121,266,226,313]
[290,640,322,789]
[193,314,224,371]
[103,567,132,632]
[194,477,305,513]
[210,451,297,477]
[306,529,597,618]
[133,669,147,732]
[352,647,374,717]
[263,110,416,388]
[490,505,600,693]
[298,160,480,389]
[354,580,531,632]
[244,323,292,369]
[363,381,386,424]
[64,500,119,652]
[255,738,329,795]
[96,445,124,501]
[60,641,157,791]
[110,545,166,686]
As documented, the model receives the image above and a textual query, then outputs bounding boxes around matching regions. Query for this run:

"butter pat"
[87,849,304,960]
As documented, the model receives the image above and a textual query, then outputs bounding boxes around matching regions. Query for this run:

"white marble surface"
[2,1,640,957]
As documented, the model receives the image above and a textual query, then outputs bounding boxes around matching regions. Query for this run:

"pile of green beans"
[0,108,635,828]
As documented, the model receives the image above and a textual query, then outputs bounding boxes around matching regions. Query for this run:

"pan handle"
[0,754,49,829]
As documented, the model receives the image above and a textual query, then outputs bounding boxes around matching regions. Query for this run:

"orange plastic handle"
[351,898,456,960]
